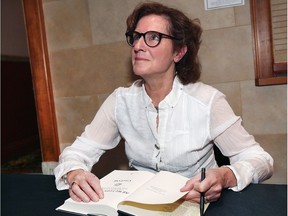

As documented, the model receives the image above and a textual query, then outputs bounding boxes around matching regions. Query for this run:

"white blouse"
[54,77,273,191]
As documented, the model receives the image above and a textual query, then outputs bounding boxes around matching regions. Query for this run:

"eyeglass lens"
[126,31,162,47]
[126,31,178,48]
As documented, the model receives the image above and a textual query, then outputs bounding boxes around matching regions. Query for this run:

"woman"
[54,2,273,204]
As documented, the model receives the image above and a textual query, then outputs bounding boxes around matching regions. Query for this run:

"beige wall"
[2,0,29,57]
[42,0,287,183]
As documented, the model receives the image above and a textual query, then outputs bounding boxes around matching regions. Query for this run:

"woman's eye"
[133,33,141,41]
[149,33,160,41]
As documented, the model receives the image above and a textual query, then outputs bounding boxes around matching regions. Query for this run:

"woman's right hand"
[66,169,104,203]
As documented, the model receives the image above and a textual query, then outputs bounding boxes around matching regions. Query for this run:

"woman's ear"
[174,45,187,63]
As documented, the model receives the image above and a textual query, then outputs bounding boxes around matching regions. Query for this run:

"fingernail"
[84,197,90,203]
[99,192,104,199]
[92,196,99,202]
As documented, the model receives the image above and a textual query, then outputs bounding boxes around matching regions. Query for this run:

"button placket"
[154,142,162,171]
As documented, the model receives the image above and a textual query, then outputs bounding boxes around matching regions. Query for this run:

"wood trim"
[22,0,60,161]
[250,0,287,86]
[256,76,287,86]
[273,62,287,75]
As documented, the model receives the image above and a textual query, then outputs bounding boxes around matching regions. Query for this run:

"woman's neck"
[144,74,175,108]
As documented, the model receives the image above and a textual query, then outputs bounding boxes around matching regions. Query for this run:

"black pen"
[200,168,206,216]
[87,214,107,216]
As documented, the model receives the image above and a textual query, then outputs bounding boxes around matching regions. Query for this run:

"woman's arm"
[54,91,121,201]
[181,91,273,203]
[214,119,273,191]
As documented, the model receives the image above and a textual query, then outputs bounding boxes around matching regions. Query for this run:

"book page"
[96,170,155,209]
[57,198,118,216]
[56,170,155,215]
[123,171,189,204]
[118,199,210,216]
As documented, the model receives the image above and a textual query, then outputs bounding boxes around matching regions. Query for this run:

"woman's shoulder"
[186,82,220,93]
[114,79,143,95]
[183,82,223,105]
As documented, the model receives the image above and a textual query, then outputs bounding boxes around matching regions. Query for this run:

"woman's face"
[131,15,178,79]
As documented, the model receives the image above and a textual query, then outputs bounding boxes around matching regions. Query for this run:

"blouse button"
[156,163,160,171]
[155,143,160,150]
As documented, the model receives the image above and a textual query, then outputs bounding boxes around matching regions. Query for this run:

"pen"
[87,214,107,216]
[200,168,206,216]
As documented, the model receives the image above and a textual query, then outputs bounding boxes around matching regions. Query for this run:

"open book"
[56,170,209,216]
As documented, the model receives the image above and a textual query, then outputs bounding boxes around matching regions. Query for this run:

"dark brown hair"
[126,2,203,84]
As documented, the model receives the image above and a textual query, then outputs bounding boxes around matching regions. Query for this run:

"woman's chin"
[133,68,148,77]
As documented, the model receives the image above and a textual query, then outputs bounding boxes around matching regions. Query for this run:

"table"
[1,173,287,216]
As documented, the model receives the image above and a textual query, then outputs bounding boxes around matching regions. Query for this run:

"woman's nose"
[133,36,146,51]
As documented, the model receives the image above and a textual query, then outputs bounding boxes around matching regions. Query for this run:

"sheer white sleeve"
[210,92,273,191]
[54,91,122,190]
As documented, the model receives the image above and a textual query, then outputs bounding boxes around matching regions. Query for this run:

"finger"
[69,187,82,202]
[193,178,212,194]
[69,186,81,202]
[182,188,201,201]
[79,172,104,200]
[205,194,220,203]
[185,196,200,203]
[69,171,104,202]
[80,180,102,202]
[199,185,221,204]
[183,181,210,203]
[180,178,197,192]
[86,176,104,199]
[71,182,91,203]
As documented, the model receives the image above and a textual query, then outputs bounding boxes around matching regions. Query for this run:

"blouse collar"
[142,76,184,110]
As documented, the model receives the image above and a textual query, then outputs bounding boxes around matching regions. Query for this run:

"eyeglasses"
[125,31,180,48]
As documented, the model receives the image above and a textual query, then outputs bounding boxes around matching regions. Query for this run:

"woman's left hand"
[180,167,237,203]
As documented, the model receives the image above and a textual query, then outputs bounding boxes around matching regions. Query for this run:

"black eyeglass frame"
[125,30,180,48]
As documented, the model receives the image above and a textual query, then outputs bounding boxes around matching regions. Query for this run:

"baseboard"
[42,161,58,175]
